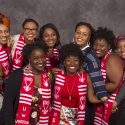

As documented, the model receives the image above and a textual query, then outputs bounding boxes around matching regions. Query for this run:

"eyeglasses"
[24,28,37,33]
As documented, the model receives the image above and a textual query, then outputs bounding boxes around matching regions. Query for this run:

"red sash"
[0,46,11,79]
[12,34,26,70]
[15,65,51,125]
[94,50,123,125]
[50,71,87,125]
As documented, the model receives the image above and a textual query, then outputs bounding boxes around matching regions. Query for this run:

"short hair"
[22,18,39,28]
[39,23,60,47]
[75,21,95,42]
[91,27,115,50]
[22,41,47,63]
[60,43,84,64]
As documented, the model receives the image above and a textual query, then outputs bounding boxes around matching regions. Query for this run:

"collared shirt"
[81,46,108,99]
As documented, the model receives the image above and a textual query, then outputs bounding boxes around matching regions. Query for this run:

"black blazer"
[0,68,23,125]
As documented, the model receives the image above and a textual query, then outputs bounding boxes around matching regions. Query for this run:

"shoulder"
[86,49,99,61]
[8,68,23,81]
[12,34,20,41]
[107,53,122,63]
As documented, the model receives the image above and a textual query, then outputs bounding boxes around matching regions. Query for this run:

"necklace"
[65,74,77,100]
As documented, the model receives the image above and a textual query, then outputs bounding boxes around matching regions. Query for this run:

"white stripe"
[40,116,49,119]
[57,74,65,80]
[56,77,65,82]
[42,96,51,98]
[20,97,32,102]
[0,57,8,61]
[0,51,5,54]
[53,107,60,111]
[39,120,48,123]
[20,93,32,98]
[53,101,61,105]
[16,46,24,50]
[42,89,51,91]
[55,81,64,85]
[19,101,31,105]
[78,85,87,88]
[53,104,60,108]
[78,88,87,91]
[0,53,7,58]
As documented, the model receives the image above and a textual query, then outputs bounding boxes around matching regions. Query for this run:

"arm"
[86,52,108,99]
[106,54,124,92]
[87,74,101,104]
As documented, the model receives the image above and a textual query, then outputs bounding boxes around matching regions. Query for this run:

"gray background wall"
[0,0,125,44]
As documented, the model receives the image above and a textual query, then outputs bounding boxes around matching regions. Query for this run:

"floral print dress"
[29,87,42,125]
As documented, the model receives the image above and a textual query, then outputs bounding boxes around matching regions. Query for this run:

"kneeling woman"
[50,43,101,125]
[2,42,51,125]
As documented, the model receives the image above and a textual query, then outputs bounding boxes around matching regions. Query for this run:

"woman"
[1,42,51,125]
[0,23,11,95]
[109,35,125,125]
[73,22,108,125]
[39,23,60,70]
[92,27,124,125]
[11,18,38,70]
[50,43,101,125]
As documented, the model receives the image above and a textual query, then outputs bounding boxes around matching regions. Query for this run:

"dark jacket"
[0,68,23,125]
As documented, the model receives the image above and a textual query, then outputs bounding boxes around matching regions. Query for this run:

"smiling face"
[64,55,80,75]
[23,22,38,44]
[116,40,125,59]
[0,24,10,45]
[93,38,110,58]
[74,25,91,48]
[42,28,57,48]
[29,49,46,74]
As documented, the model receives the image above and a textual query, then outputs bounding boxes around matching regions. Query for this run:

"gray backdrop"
[0,0,125,44]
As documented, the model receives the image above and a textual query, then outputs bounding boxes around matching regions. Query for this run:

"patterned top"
[29,87,42,125]
[82,46,108,99]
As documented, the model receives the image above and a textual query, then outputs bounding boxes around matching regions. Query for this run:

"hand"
[112,101,118,113]
[100,96,108,103]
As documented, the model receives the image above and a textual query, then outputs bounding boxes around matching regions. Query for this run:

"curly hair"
[22,41,48,64]
[91,27,116,50]
[60,43,84,64]
[39,23,60,47]
[75,21,95,43]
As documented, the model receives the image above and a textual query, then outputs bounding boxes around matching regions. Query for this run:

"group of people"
[0,14,125,125]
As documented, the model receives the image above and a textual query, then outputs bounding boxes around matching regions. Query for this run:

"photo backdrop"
[0,0,125,44]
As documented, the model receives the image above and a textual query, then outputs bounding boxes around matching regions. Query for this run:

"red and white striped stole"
[94,50,123,125]
[15,65,51,125]
[12,34,26,71]
[45,48,59,70]
[50,71,87,125]
[0,46,11,79]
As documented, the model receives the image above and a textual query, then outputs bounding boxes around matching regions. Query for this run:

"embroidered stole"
[50,71,87,125]
[0,46,11,79]
[15,65,51,125]
[94,50,123,125]
[12,34,26,70]
[45,48,59,70]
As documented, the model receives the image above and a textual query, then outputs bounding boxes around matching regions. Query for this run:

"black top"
[0,68,23,125]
